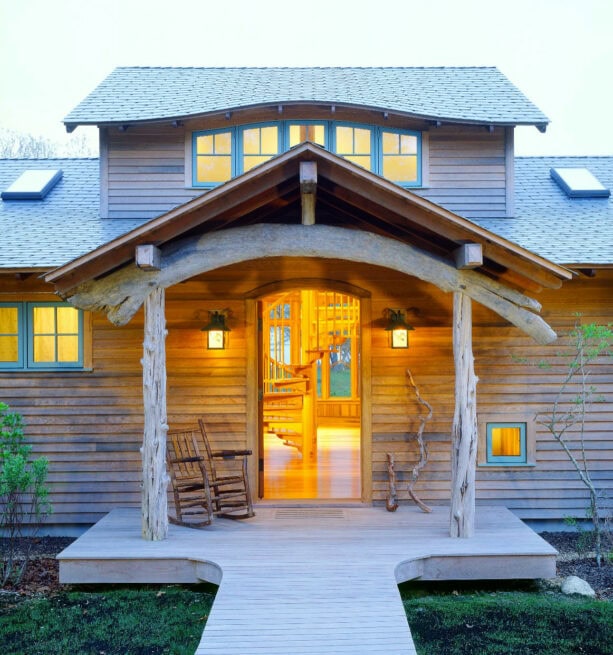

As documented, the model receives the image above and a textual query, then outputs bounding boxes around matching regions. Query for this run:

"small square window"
[479,417,534,467]
[486,422,526,465]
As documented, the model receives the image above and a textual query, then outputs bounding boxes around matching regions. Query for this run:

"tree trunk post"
[450,291,479,538]
[141,287,169,541]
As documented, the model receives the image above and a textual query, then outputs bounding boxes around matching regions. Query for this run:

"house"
[0,67,611,538]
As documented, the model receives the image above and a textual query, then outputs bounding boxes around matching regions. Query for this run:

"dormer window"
[192,121,421,189]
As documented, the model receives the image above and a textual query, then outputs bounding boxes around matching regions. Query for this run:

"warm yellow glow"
[32,306,80,363]
[196,134,214,154]
[57,306,79,333]
[57,335,79,362]
[264,427,360,499]
[353,127,371,154]
[33,306,55,334]
[33,335,55,362]
[207,329,225,350]
[0,306,18,333]
[343,154,371,170]
[289,124,326,147]
[197,156,232,183]
[0,336,18,362]
[383,155,417,182]
[243,155,276,172]
[491,427,521,457]
[214,132,232,154]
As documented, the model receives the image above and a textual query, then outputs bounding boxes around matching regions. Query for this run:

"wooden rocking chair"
[166,429,214,528]
[198,418,255,519]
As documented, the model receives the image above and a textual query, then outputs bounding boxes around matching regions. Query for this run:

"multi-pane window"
[0,302,84,370]
[486,422,527,465]
[381,130,418,183]
[241,125,280,172]
[334,125,373,170]
[195,130,233,184]
[192,121,421,188]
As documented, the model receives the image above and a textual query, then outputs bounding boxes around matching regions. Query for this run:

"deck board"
[58,506,557,655]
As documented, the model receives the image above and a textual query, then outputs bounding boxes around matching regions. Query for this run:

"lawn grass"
[0,585,216,655]
[401,582,613,655]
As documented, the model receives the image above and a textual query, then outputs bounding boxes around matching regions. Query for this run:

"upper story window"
[0,302,85,371]
[192,121,421,189]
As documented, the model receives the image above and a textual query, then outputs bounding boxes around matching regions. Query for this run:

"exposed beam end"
[454,243,483,269]
[136,244,162,271]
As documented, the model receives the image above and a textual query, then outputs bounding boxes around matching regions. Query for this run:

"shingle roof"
[1,156,611,270]
[0,159,144,269]
[64,67,549,129]
[473,156,613,265]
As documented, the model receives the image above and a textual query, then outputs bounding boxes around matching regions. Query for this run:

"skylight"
[550,167,610,198]
[1,169,63,200]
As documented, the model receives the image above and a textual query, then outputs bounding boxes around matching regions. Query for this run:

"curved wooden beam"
[63,224,557,344]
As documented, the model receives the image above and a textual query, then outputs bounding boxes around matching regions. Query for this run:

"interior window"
[289,123,326,148]
[0,305,20,365]
[242,125,280,172]
[334,125,372,170]
[382,130,418,183]
[486,422,527,464]
[195,131,233,184]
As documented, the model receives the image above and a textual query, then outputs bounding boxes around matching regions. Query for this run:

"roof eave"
[64,100,549,133]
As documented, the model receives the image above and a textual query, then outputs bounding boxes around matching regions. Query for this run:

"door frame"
[245,279,372,503]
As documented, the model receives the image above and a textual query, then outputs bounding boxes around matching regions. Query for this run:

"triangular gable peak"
[46,143,570,343]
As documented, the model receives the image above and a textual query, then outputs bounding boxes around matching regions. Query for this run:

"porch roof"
[45,142,571,295]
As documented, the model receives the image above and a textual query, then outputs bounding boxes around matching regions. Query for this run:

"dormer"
[64,67,549,221]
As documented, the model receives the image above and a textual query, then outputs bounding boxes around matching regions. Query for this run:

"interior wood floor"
[263,426,360,500]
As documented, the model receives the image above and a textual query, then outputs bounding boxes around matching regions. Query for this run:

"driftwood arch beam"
[45,147,571,541]
[64,224,557,345]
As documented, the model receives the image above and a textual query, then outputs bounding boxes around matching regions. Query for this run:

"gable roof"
[64,67,549,131]
[0,158,143,270]
[45,143,570,294]
[475,156,613,266]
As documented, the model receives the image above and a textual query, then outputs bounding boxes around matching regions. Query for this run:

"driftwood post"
[141,287,169,541]
[450,291,478,538]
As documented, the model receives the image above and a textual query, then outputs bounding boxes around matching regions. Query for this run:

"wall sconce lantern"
[201,310,230,350]
[384,308,414,349]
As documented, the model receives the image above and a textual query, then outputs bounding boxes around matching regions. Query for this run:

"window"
[192,121,422,188]
[0,302,85,370]
[478,419,535,467]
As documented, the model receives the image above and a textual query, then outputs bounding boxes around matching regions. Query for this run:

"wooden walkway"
[58,506,557,655]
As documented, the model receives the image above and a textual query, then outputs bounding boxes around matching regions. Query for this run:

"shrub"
[0,402,52,587]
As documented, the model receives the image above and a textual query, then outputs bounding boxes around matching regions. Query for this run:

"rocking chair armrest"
[169,455,205,464]
[211,449,253,459]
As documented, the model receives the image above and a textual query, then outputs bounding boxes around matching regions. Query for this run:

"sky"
[0,0,611,157]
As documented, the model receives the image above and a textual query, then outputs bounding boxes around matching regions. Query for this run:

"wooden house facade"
[0,67,611,535]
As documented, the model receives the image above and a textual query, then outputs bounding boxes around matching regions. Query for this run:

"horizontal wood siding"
[102,121,509,220]
[2,267,611,525]
[105,125,199,219]
[416,127,508,218]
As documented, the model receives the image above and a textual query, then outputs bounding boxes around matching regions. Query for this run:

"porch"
[58,505,557,655]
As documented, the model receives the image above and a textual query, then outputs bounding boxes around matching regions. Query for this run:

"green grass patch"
[401,582,613,655]
[0,585,216,655]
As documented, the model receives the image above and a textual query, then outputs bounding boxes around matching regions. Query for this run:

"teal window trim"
[192,126,237,190]
[0,302,24,369]
[192,121,422,188]
[378,126,422,188]
[237,122,282,175]
[485,422,527,465]
[0,302,85,371]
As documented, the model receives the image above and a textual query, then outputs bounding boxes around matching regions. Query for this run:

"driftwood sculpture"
[386,453,399,511]
[405,369,432,513]
[385,368,433,513]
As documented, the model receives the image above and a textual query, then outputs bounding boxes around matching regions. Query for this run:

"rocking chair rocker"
[197,418,255,519]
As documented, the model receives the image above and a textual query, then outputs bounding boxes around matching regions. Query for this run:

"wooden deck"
[58,506,557,655]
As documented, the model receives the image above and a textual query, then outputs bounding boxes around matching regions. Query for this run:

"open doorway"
[259,290,361,500]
